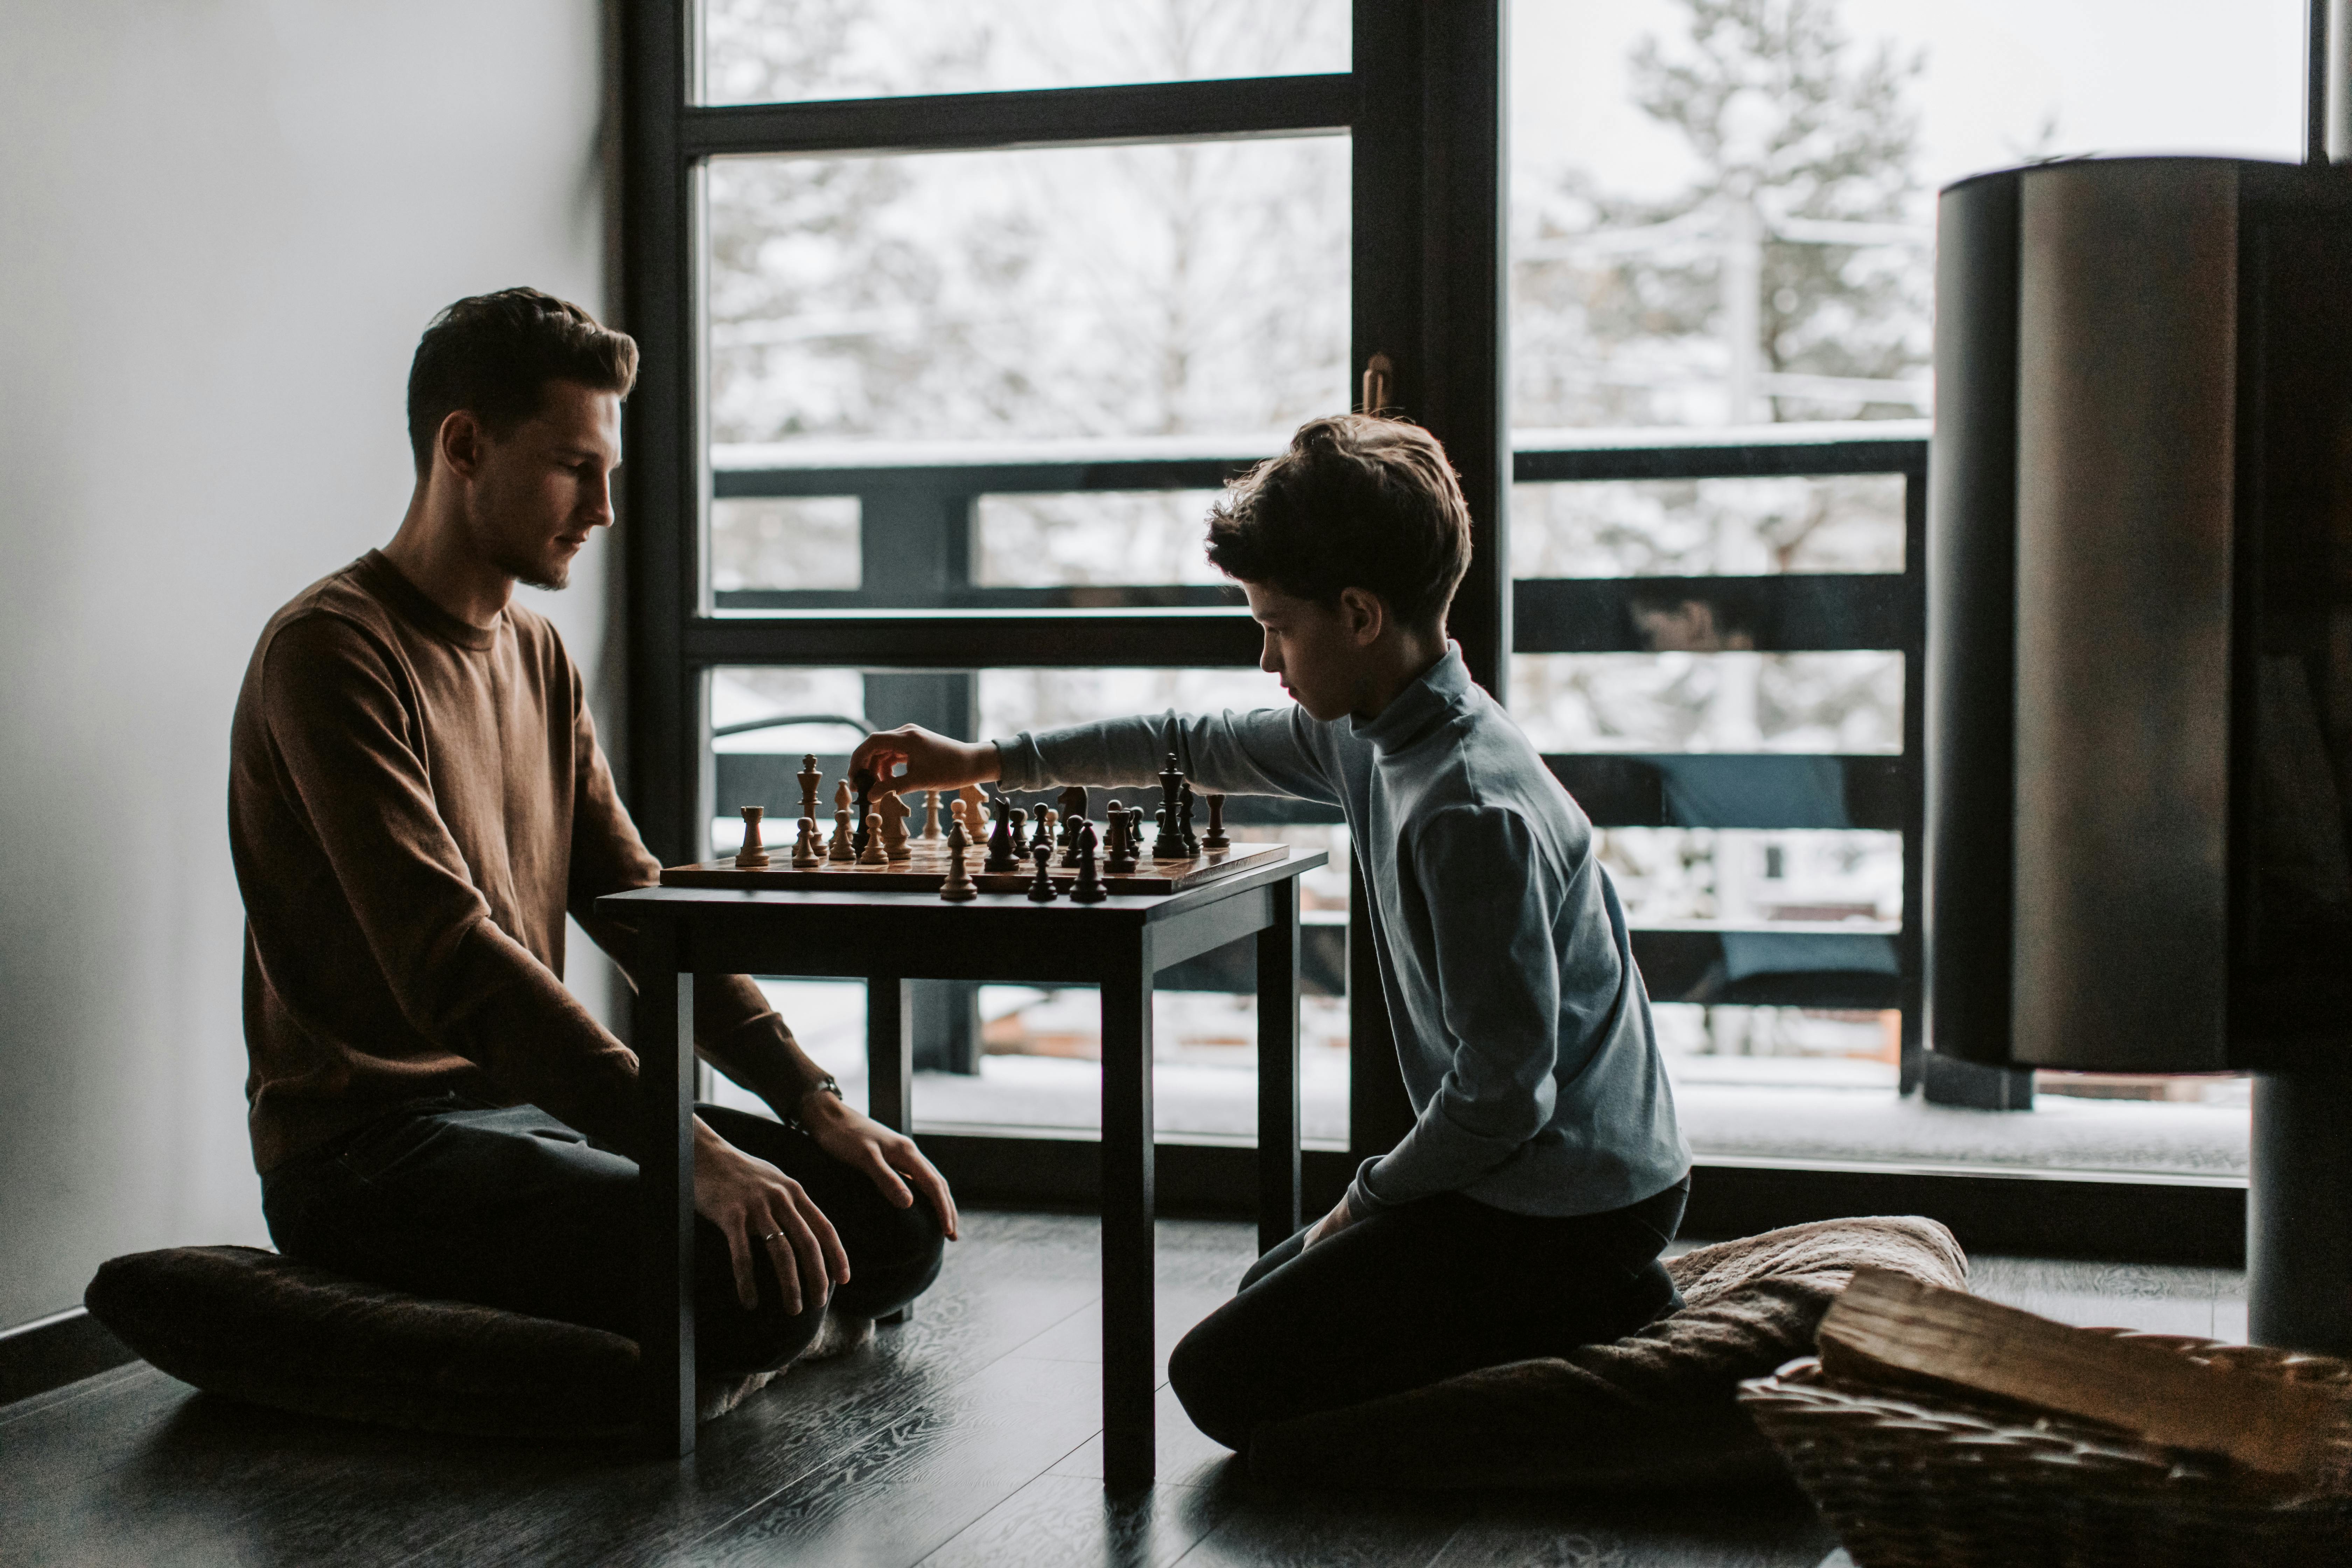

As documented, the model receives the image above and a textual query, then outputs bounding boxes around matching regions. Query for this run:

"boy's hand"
[1300,1189,1362,1252]
[850,726,999,796]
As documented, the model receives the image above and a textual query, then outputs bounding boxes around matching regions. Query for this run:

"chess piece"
[1026,841,1059,902]
[1008,806,1029,858]
[1034,807,1057,855]
[1177,779,1199,855]
[798,755,822,825]
[852,781,873,859]
[984,794,1017,874]
[920,789,943,841]
[829,805,855,862]
[1153,804,1184,860]
[1058,785,1088,868]
[948,798,967,841]
[1070,823,1107,903]
[958,783,988,831]
[1203,792,1230,851]
[791,816,821,868]
[878,791,912,862]
[858,812,887,864]
[735,806,771,868]
[1104,799,1138,874]
[939,821,978,901]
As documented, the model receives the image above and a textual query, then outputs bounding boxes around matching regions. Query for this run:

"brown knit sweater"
[230,551,786,1173]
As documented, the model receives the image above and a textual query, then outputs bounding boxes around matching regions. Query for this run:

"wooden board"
[660,837,1286,897]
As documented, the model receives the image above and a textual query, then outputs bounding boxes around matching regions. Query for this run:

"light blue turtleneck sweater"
[994,643,1690,1220]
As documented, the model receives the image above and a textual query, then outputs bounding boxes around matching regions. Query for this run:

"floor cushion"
[84,1245,870,1442]
[1246,1214,1968,1491]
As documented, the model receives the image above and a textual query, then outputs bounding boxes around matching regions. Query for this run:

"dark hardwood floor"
[0,1211,2242,1568]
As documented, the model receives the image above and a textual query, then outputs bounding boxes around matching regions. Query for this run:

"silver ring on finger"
[759,1229,786,1243]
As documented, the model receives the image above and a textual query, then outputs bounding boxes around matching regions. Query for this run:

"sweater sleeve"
[261,615,647,1154]
[558,664,804,1071]
[994,704,1339,805]
[1347,804,1565,1212]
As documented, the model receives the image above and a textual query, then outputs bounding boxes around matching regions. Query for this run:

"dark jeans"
[1168,1176,1690,1450]
[261,1096,944,1375]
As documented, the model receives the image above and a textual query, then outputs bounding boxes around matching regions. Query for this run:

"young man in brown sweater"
[231,289,952,1374]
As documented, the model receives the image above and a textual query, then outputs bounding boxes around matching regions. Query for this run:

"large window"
[628,0,2279,1226]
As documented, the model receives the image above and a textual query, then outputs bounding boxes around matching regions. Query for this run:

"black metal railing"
[700,422,1933,1081]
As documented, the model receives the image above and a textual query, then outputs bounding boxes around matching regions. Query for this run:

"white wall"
[0,1,622,1329]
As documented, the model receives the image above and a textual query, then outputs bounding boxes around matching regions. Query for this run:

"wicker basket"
[1737,1332,2352,1568]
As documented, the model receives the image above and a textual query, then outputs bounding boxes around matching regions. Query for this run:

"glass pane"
[1510,651,1903,754]
[975,491,1230,587]
[711,495,861,590]
[1509,0,2302,433]
[703,0,1350,106]
[707,138,1349,451]
[702,663,1349,1146]
[1598,826,1901,927]
[1514,474,1903,578]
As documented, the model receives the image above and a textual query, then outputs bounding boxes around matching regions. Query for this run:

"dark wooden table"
[596,846,1323,1489]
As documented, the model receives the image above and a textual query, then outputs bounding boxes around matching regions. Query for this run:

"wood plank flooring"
[0,1212,2245,1568]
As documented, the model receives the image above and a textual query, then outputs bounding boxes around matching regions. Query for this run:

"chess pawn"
[791,816,821,868]
[828,806,856,862]
[858,812,888,864]
[1008,806,1029,858]
[1026,841,1059,902]
[947,798,967,841]
[1104,800,1139,875]
[1177,780,1199,855]
[1203,792,1230,851]
[798,755,823,824]
[1034,807,1057,855]
[735,806,770,868]
[1070,822,1107,903]
[984,796,1017,874]
[938,821,978,902]
[920,789,943,841]
[1152,804,1184,860]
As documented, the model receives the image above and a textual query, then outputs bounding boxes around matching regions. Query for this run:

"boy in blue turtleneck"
[849,414,1690,1451]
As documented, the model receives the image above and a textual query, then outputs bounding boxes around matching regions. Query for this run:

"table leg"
[867,976,914,1324]
[1100,938,1157,1490]
[1257,877,1302,1255]
[636,920,696,1456]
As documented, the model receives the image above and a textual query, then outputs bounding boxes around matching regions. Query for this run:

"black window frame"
[619,0,2242,1264]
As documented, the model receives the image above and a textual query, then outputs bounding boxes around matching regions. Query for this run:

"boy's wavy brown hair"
[1205,415,1471,628]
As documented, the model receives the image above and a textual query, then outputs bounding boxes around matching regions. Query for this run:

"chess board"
[660,836,1287,897]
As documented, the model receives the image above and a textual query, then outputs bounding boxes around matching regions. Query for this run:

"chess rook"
[735,806,770,868]
[1203,792,1229,851]
[1153,804,1184,861]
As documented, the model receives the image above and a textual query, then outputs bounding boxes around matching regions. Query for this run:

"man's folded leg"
[260,1097,937,1375]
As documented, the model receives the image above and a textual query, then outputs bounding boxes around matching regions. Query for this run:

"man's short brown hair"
[405,288,638,475]
[1205,415,1471,628]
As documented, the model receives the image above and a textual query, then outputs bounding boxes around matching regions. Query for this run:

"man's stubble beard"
[465,492,571,593]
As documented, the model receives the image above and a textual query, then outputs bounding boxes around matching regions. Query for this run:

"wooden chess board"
[660,836,1287,897]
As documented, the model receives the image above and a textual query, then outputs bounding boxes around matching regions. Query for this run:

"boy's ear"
[1338,586,1387,646]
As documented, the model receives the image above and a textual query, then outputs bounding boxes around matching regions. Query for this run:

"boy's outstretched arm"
[853,706,1339,806]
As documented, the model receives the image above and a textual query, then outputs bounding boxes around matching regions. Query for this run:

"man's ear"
[436,409,486,479]
[1337,586,1386,646]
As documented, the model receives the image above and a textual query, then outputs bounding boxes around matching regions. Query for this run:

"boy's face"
[1243,581,1377,722]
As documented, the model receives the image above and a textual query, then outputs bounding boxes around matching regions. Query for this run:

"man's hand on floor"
[799,1093,961,1243]
[693,1121,849,1314]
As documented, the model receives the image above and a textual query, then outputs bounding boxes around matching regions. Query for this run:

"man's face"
[1244,581,1367,722]
[458,379,621,591]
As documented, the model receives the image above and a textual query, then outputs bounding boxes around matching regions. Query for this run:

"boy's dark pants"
[1170,1177,1690,1449]
[260,1097,944,1374]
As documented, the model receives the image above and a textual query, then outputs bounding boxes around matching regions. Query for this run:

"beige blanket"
[1248,1215,1968,1491]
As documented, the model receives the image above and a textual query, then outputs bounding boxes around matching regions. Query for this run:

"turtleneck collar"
[1348,641,1474,755]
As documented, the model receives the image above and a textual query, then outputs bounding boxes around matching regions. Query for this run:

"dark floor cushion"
[1246,1215,1968,1492]
[84,1246,866,1441]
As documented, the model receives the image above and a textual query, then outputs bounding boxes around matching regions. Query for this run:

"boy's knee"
[1168,1314,1253,1452]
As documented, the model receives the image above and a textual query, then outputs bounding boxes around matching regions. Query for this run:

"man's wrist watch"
[785,1073,844,1132]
